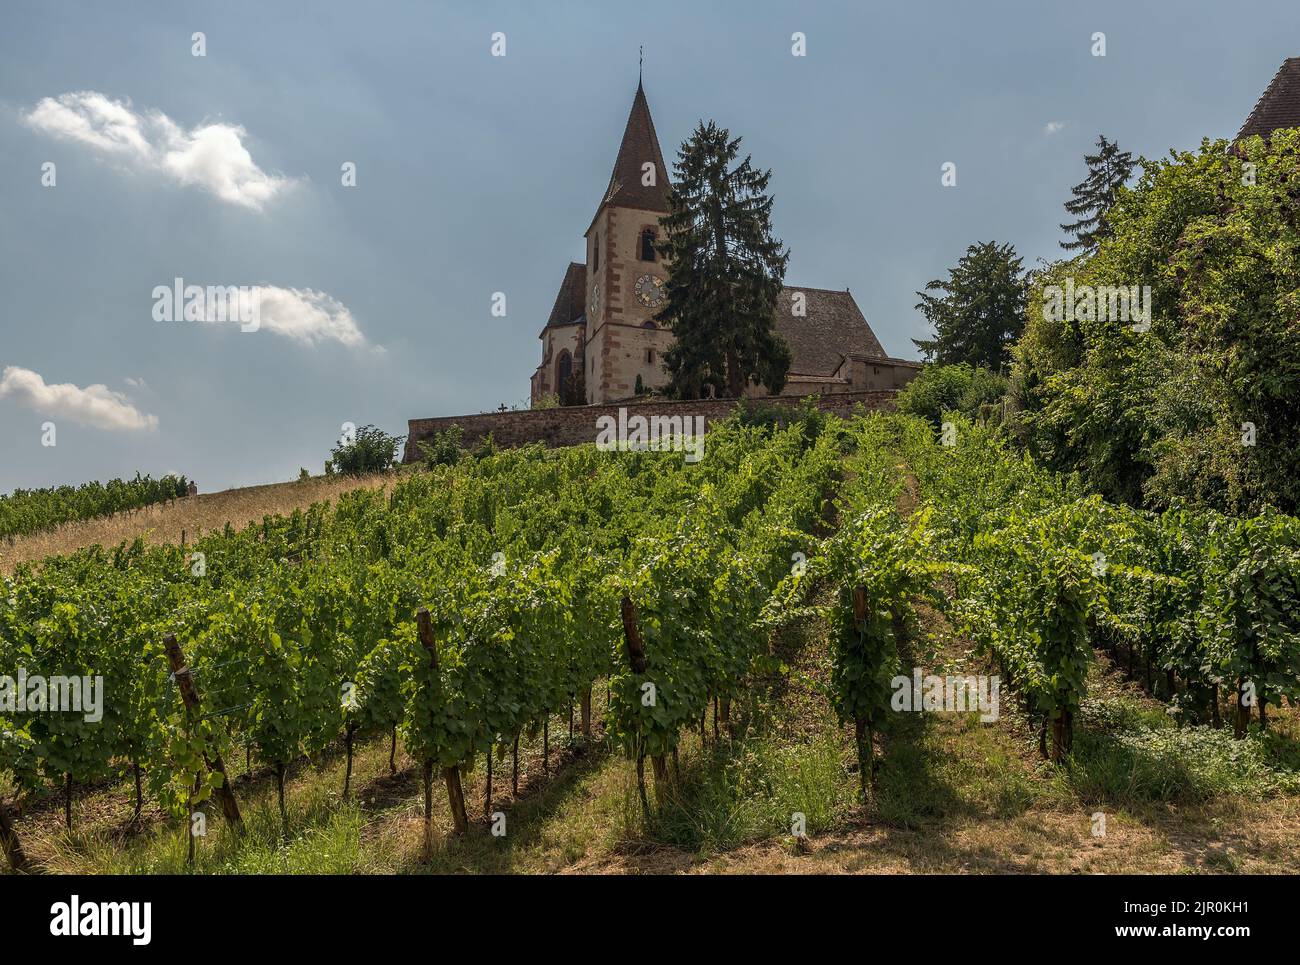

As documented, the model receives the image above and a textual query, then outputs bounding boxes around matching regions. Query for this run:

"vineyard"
[897,418,1300,755]
[0,473,192,542]
[2,410,1299,874]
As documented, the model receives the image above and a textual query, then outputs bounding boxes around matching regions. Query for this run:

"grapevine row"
[0,473,192,541]
[0,416,841,867]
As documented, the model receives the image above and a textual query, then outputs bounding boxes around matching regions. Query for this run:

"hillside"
[0,472,395,576]
[3,413,1299,876]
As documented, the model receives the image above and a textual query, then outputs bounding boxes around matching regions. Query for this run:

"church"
[530,81,920,407]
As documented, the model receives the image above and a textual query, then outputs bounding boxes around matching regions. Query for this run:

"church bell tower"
[582,80,676,404]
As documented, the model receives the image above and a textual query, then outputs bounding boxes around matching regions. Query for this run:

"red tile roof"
[596,82,671,217]
[1238,57,1300,140]
[544,262,586,330]
[775,286,887,376]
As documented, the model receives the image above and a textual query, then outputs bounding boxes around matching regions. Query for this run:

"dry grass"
[0,472,397,575]
[566,795,1300,874]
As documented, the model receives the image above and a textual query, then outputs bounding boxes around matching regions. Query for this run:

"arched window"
[641,320,657,330]
[556,349,572,390]
[640,228,657,262]
[593,234,599,271]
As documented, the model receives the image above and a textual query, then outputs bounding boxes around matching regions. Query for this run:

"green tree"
[913,241,1027,369]
[656,121,790,398]
[1060,134,1134,252]
[1016,130,1300,515]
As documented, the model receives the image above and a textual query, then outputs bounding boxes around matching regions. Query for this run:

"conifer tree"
[1060,135,1135,252]
[655,121,790,398]
[913,241,1027,369]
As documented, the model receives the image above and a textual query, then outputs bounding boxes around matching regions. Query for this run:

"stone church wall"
[534,323,584,400]
[403,390,900,461]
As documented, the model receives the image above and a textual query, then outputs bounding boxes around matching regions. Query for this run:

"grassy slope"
[5,458,1300,875]
[0,472,395,576]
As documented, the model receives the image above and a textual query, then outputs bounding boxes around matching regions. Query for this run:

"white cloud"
[23,91,296,211]
[171,285,368,347]
[124,376,148,389]
[154,282,374,349]
[0,366,158,431]
[252,287,368,347]
[1044,121,1066,135]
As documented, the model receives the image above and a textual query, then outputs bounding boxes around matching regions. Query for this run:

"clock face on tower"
[634,273,665,308]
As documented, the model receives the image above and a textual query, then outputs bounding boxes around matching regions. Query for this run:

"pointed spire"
[595,79,670,218]
[1238,56,1300,141]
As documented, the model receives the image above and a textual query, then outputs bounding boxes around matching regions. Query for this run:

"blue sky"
[2,0,1297,491]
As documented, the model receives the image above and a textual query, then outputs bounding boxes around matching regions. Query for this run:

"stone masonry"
[404,390,900,461]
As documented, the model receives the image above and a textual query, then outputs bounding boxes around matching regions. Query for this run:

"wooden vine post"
[421,758,435,861]
[621,595,669,806]
[416,608,469,837]
[1049,708,1072,762]
[1233,678,1251,740]
[131,760,144,827]
[851,586,874,799]
[162,633,244,831]
[188,773,201,866]
[343,723,358,800]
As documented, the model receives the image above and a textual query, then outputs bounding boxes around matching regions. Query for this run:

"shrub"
[733,396,826,440]
[417,425,464,468]
[327,425,403,475]
[895,363,1007,428]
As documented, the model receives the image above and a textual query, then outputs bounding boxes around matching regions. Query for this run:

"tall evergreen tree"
[913,241,1027,370]
[655,121,790,399]
[1060,134,1135,252]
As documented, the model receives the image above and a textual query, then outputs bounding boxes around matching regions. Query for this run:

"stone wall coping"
[404,390,899,463]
